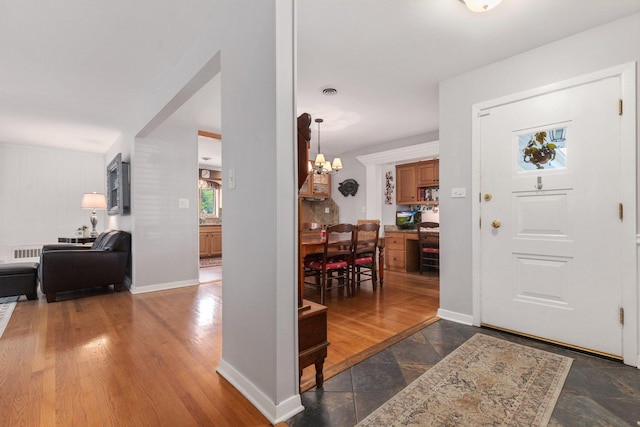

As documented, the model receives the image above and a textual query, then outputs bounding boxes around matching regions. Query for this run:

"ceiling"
[1,1,639,168]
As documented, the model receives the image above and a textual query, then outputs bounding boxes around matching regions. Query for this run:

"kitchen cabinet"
[199,225,222,257]
[416,160,438,187]
[385,231,420,272]
[299,171,331,199]
[396,159,439,205]
[396,164,417,204]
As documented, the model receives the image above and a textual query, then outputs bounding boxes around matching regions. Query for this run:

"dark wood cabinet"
[298,300,329,390]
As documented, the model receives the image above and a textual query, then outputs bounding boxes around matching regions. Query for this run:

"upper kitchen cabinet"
[416,160,439,187]
[299,171,331,199]
[396,163,418,204]
[396,159,439,205]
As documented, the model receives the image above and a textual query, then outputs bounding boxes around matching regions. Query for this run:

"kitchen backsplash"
[301,198,339,225]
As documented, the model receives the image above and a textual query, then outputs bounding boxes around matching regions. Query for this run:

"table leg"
[378,245,384,287]
[314,358,325,388]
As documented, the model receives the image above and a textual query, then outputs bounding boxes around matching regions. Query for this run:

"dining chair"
[417,221,440,273]
[301,222,323,287]
[351,221,380,292]
[304,223,354,304]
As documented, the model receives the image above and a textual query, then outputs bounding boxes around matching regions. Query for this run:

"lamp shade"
[331,157,343,171]
[81,193,107,209]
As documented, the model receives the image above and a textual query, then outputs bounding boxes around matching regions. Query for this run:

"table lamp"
[81,192,107,237]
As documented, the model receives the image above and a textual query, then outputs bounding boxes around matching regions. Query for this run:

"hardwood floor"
[0,268,438,425]
[0,283,270,426]
[300,270,440,391]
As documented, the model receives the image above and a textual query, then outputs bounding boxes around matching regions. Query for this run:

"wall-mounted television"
[396,211,419,229]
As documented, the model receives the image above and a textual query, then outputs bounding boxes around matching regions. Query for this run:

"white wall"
[438,14,640,319]
[120,0,301,422]
[0,142,104,263]
[217,1,301,422]
[129,127,199,291]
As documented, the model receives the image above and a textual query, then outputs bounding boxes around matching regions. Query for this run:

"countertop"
[384,225,417,233]
[384,225,439,233]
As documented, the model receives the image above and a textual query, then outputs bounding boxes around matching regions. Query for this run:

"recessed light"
[322,88,338,96]
[201,157,212,161]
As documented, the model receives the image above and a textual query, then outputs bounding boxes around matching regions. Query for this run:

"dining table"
[298,235,385,308]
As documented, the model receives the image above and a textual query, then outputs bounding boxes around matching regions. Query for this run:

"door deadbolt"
[491,220,501,229]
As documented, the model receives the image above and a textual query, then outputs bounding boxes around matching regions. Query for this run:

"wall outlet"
[179,199,189,208]
[324,207,330,213]
[451,187,466,198]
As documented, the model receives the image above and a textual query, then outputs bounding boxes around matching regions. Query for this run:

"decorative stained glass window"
[517,127,567,172]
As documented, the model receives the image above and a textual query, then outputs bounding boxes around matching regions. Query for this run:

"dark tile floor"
[287,320,640,426]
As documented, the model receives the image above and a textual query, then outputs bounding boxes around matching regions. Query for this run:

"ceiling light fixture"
[322,87,338,96]
[313,118,342,175]
[462,0,502,12]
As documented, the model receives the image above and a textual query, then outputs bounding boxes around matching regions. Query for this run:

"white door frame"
[470,62,638,366]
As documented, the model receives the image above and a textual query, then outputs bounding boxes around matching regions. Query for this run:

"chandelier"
[312,118,342,175]
[462,0,502,12]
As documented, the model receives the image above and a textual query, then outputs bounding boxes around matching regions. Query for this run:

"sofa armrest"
[42,244,91,252]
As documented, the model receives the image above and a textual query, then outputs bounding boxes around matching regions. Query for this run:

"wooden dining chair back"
[351,222,380,292]
[304,223,354,304]
[417,221,440,273]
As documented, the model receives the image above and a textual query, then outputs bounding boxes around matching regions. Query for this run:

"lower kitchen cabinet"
[199,225,222,257]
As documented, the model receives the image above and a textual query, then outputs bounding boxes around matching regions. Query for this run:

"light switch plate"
[451,187,466,198]
[228,168,236,189]
[179,198,189,208]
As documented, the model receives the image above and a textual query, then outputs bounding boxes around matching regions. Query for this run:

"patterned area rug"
[0,296,19,339]
[199,257,222,268]
[357,333,572,427]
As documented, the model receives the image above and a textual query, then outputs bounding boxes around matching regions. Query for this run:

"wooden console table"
[298,299,329,390]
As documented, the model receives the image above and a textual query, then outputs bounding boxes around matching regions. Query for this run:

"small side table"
[58,237,96,244]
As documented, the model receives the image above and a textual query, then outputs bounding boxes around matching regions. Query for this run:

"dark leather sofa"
[38,230,131,303]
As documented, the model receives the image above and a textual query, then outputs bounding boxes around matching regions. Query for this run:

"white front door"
[479,75,623,357]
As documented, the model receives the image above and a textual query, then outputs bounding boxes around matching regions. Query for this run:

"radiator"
[11,245,43,261]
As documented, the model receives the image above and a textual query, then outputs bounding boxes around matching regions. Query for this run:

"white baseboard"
[217,359,304,424]
[437,308,474,326]
[129,279,199,294]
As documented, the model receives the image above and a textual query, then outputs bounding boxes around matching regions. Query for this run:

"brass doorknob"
[491,220,501,229]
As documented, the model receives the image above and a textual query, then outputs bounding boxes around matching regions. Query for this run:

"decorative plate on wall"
[338,179,359,197]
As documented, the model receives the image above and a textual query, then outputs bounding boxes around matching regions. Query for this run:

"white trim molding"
[128,279,199,294]
[437,309,474,326]
[217,359,304,424]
